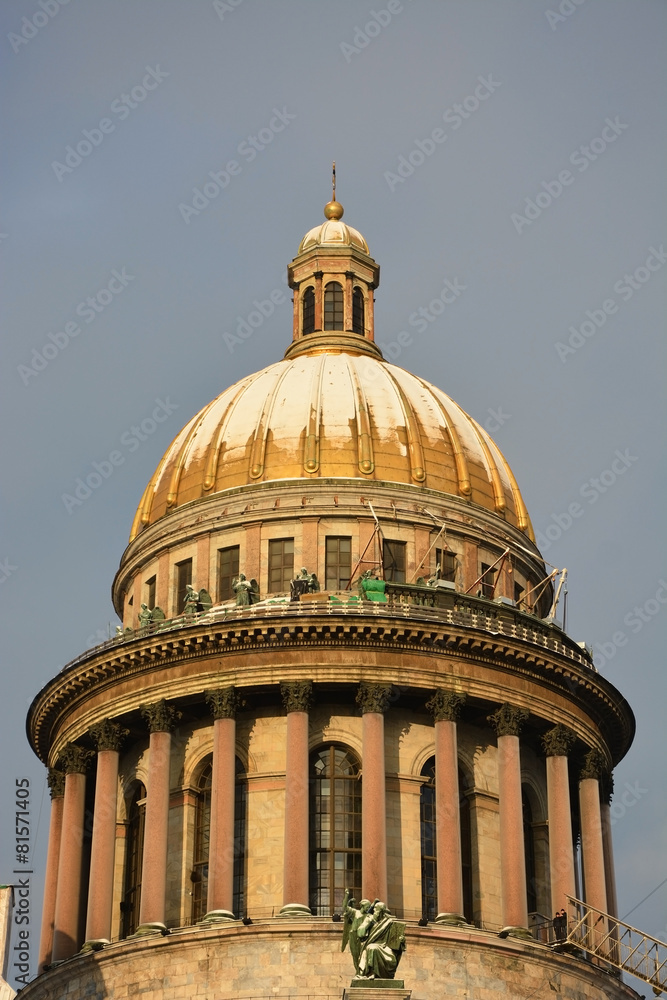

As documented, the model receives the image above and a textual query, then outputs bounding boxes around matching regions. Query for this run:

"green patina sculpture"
[358,570,387,603]
[341,890,406,981]
[233,573,260,606]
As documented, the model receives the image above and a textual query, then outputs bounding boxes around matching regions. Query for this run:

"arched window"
[523,790,537,913]
[233,756,247,917]
[352,287,365,335]
[324,282,344,330]
[191,762,212,922]
[420,759,437,920]
[309,744,361,915]
[121,783,146,938]
[420,760,475,923]
[302,286,315,335]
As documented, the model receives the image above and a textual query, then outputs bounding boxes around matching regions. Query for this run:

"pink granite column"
[426,690,467,924]
[314,273,323,331]
[83,720,128,947]
[579,751,608,915]
[357,684,392,903]
[543,725,576,915]
[38,770,65,970]
[279,682,313,916]
[203,688,238,921]
[135,700,181,935]
[489,704,530,936]
[52,745,92,961]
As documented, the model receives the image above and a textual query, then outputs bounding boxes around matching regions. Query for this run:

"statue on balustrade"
[182,585,213,616]
[233,573,260,606]
[342,890,406,982]
[290,566,319,601]
[358,569,387,603]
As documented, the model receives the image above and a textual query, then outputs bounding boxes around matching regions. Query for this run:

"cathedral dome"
[129,351,533,541]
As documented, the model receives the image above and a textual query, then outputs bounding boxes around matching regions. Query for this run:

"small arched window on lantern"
[324,282,344,330]
[302,286,315,335]
[352,287,365,335]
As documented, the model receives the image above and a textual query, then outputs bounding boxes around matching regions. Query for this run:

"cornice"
[27,607,635,768]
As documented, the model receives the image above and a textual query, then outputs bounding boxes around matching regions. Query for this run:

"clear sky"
[1,0,665,993]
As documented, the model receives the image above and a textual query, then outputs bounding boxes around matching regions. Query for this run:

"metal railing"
[62,584,594,677]
[565,895,666,994]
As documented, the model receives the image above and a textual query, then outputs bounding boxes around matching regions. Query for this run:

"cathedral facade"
[23,197,640,999]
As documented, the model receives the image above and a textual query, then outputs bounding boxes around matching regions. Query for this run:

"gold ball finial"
[324,200,344,220]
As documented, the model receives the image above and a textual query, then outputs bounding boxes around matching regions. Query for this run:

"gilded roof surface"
[130,353,533,541]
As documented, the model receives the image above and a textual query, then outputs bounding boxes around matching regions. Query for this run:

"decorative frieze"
[356,683,393,715]
[47,767,65,798]
[580,747,607,781]
[140,699,182,734]
[425,689,466,722]
[58,743,94,775]
[280,681,313,714]
[542,723,575,758]
[88,719,129,752]
[487,703,528,738]
[205,687,239,720]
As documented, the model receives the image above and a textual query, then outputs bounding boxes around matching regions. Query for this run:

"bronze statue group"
[341,890,406,982]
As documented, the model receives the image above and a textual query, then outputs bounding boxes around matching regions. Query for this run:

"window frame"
[323,281,344,330]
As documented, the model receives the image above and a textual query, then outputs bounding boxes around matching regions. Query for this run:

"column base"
[128,922,168,938]
[79,938,110,953]
[499,925,533,941]
[199,909,236,924]
[277,903,313,917]
[434,912,468,926]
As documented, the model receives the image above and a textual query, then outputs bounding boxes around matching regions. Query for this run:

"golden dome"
[298,200,369,254]
[129,352,533,541]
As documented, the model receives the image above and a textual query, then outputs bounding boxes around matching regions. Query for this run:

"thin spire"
[332,161,336,201]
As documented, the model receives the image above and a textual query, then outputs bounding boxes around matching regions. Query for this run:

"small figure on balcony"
[553,908,567,942]
[183,584,200,616]
[138,603,153,629]
[233,573,260,606]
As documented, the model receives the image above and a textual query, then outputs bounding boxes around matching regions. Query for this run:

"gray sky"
[1,0,665,991]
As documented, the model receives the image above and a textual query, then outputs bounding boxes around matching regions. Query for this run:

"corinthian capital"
[580,747,607,781]
[356,683,393,715]
[47,768,65,798]
[280,681,313,714]
[542,724,576,758]
[89,719,129,752]
[205,687,239,720]
[140,700,182,734]
[426,689,466,723]
[58,743,94,775]
[487,703,528,738]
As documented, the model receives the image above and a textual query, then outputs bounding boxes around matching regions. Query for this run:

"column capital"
[89,719,129,752]
[580,747,606,781]
[47,768,65,798]
[205,687,239,720]
[426,689,466,722]
[140,699,182,734]
[601,770,614,805]
[356,683,393,715]
[58,743,94,775]
[280,681,313,714]
[488,703,528,738]
[542,723,576,757]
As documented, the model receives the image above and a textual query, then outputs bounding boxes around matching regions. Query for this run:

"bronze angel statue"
[341,889,406,981]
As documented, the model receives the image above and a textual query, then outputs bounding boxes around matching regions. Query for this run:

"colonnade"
[38,687,618,968]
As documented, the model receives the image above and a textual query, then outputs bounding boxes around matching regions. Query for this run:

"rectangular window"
[145,576,156,609]
[514,582,525,607]
[383,539,406,583]
[175,559,192,614]
[479,562,496,600]
[325,536,351,591]
[435,548,457,583]
[268,538,294,594]
[217,545,240,602]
